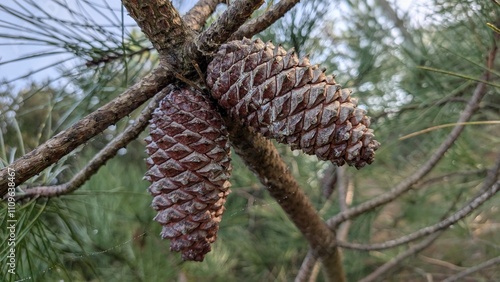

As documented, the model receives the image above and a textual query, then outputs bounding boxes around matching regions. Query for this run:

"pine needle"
[399,121,500,140]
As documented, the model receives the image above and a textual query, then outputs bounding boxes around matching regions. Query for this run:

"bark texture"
[207,38,379,168]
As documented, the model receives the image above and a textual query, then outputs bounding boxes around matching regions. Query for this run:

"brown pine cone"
[206,38,379,168]
[144,86,231,261]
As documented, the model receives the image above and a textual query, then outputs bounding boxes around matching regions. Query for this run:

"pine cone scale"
[207,38,380,168]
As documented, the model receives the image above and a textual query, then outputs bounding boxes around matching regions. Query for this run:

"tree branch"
[225,118,345,282]
[295,249,319,282]
[230,0,300,40]
[86,0,224,68]
[337,153,500,251]
[296,166,352,282]
[0,0,267,196]
[13,86,171,200]
[0,66,173,196]
[359,232,443,282]
[183,0,225,32]
[122,0,193,66]
[326,40,498,228]
[442,255,500,282]
[186,0,264,57]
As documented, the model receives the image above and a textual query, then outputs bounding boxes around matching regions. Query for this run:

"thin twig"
[183,0,225,32]
[85,47,153,67]
[230,0,300,40]
[419,255,465,271]
[0,66,173,196]
[188,0,264,57]
[294,250,318,282]
[414,169,487,189]
[359,232,443,282]
[326,40,498,229]
[337,153,500,251]
[12,86,172,200]
[442,256,500,282]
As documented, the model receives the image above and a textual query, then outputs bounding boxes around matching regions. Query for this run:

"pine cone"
[144,86,231,261]
[206,38,380,168]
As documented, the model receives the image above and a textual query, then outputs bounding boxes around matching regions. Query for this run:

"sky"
[0,0,430,93]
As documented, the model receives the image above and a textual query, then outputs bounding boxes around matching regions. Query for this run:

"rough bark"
[230,0,300,40]
[186,0,264,58]
[183,0,224,32]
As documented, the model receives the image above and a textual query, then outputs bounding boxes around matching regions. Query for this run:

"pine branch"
[226,119,345,282]
[0,0,268,196]
[13,86,171,200]
[442,256,500,282]
[359,232,443,282]
[186,0,264,57]
[183,0,225,32]
[327,39,498,228]
[230,0,300,40]
[85,0,224,68]
[122,0,192,66]
[296,167,352,282]
[337,153,500,251]
[0,66,173,196]
[295,249,318,282]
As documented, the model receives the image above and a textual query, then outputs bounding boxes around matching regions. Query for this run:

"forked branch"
[226,118,345,282]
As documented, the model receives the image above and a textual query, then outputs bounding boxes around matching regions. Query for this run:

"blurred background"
[0,0,499,281]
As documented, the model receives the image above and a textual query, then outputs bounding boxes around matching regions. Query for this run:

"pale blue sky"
[0,0,427,92]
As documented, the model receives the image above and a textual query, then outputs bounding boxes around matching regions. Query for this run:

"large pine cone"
[206,38,380,168]
[144,86,231,261]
